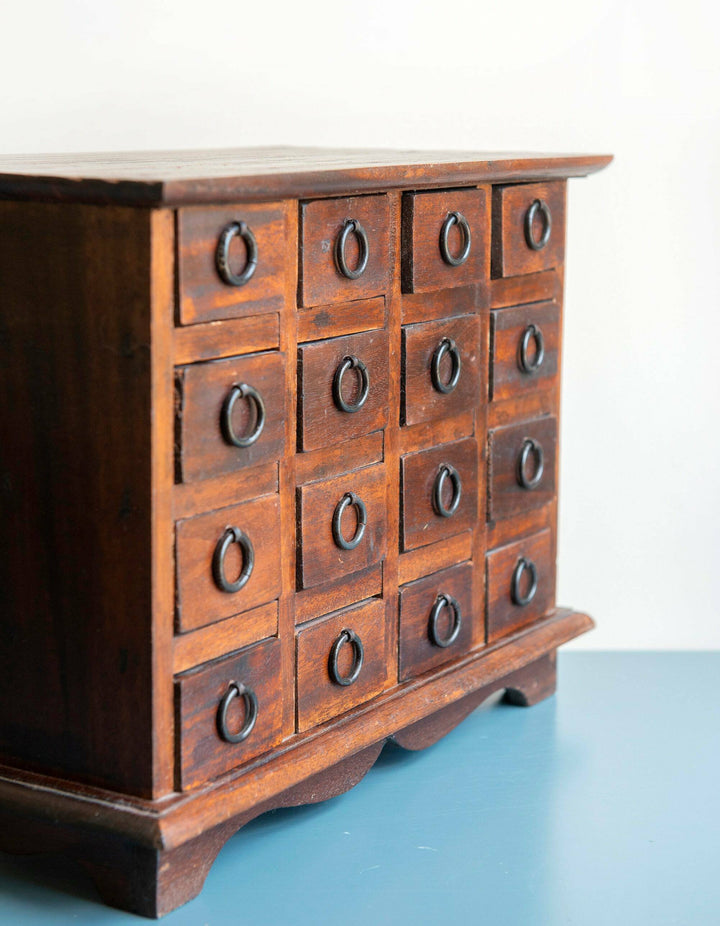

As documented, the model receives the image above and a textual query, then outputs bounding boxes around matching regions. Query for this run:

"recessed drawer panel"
[492,181,565,278]
[176,637,283,790]
[401,187,490,293]
[399,561,474,681]
[488,416,557,522]
[297,463,387,590]
[176,495,281,633]
[177,203,287,325]
[490,301,559,402]
[175,351,286,484]
[402,313,481,427]
[299,195,391,308]
[298,328,389,451]
[486,528,555,642]
[296,598,390,732]
[401,438,478,552]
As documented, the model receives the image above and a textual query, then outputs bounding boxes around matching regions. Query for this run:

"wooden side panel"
[0,202,157,796]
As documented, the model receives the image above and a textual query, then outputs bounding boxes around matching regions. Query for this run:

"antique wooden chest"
[0,148,610,916]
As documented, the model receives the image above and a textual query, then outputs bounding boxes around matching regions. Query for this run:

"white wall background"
[1,0,718,649]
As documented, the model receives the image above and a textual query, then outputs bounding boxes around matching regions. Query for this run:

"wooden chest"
[0,147,610,916]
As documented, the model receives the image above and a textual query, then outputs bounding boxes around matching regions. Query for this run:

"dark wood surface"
[492,181,566,278]
[489,300,559,402]
[488,415,558,522]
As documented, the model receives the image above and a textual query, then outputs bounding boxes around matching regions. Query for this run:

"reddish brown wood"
[174,312,280,364]
[177,203,287,325]
[294,564,384,624]
[173,601,279,674]
[492,181,566,278]
[299,194,392,307]
[295,430,384,485]
[401,283,483,325]
[172,460,279,522]
[489,269,561,308]
[490,301,559,402]
[297,296,386,343]
[488,415,557,522]
[298,328,389,450]
[398,530,473,586]
[486,528,555,642]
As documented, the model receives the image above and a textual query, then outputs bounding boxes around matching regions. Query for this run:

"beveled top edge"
[0,146,613,206]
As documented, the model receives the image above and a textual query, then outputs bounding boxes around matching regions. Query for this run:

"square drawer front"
[399,561,474,681]
[296,598,390,732]
[488,416,557,522]
[298,328,389,451]
[176,495,281,633]
[299,195,391,307]
[486,528,555,642]
[176,637,283,790]
[401,188,489,293]
[175,351,286,484]
[490,301,559,402]
[401,437,478,552]
[177,203,287,325]
[297,463,387,590]
[402,313,481,427]
[492,181,566,278]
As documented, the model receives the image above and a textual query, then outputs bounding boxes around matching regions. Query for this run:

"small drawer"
[176,495,281,633]
[402,313,481,427]
[492,181,566,278]
[489,301,559,402]
[488,416,557,522]
[297,463,387,590]
[401,188,490,293]
[175,351,286,484]
[298,328,389,452]
[175,637,283,790]
[177,203,287,325]
[399,561,474,681]
[296,598,390,732]
[299,195,391,308]
[486,528,555,642]
[401,437,478,552]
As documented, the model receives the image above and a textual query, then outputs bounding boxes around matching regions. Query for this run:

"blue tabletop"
[1,652,718,925]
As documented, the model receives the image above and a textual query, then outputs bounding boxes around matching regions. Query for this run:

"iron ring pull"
[518,324,545,374]
[212,527,255,594]
[221,383,266,448]
[217,682,258,744]
[328,629,364,687]
[511,557,538,607]
[332,492,367,551]
[335,219,369,280]
[516,438,544,490]
[428,593,462,649]
[333,355,370,414]
[439,211,472,267]
[431,337,462,395]
[524,200,552,251]
[433,463,462,518]
[216,221,259,286]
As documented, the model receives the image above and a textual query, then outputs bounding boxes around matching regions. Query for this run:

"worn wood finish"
[402,313,481,427]
[172,460,278,522]
[398,530,473,587]
[488,415,557,522]
[173,602,279,675]
[489,301,559,402]
[177,203,287,325]
[298,328,389,450]
[295,430,384,485]
[489,269,561,309]
[174,312,280,365]
[297,296,386,343]
[295,564,384,625]
[492,181,566,278]
[401,283,483,325]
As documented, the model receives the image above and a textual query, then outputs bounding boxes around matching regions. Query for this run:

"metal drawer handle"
[518,324,545,374]
[212,527,255,594]
[333,355,370,413]
[433,463,462,518]
[428,593,462,648]
[221,383,266,448]
[431,337,462,395]
[524,200,552,251]
[217,682,258,743]
[329,629,364,686]
[216,221,258,286]
[332,492,367,550]
[439,211,472,267]
[335,219,369,280]
[511,556,538,607]
[516,438,544,490]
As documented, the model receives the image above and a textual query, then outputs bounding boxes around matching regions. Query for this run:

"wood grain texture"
[173,313,280,365]
[489,269,561,309]
[401,187,490,293]
[295,430,384,485]
[299,194,391,307]
[489,301,559,402]
[492,181,566,278]
[173,602,279,675]
[172,460,278,522]
[296,598,390,731]
[298,328,389,451]
[401,283,483,326]
[488,415,557,522]
[397,530,473,587]
[177,203,287,325]
[297,296,386,343]
[295,564,384,625]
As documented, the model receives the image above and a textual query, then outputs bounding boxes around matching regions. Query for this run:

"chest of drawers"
[0,147,611,916]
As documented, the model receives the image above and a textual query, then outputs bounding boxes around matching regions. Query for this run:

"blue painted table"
[1,653,718,925]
